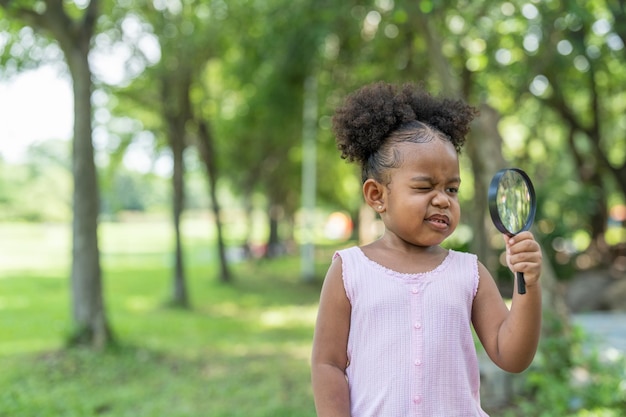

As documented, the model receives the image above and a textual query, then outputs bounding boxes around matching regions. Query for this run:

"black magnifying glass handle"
[517,272,526,295]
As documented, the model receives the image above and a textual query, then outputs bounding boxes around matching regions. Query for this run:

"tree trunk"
[57,1,113,348]
[66,46,112,348]
[266,204,283,258]
[0,0,114,349]
[161,86,188,307]
[161,67,193,307]
[242,191,255,258]
[196,119,231,282]
[466,104,507,274]
[171,136,188,306]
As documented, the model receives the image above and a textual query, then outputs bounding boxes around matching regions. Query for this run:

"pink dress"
[336,247,489,417]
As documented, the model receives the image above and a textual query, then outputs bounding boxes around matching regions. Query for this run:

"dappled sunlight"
[206,302,317,363]
[207,301,318,336]
[0,296,30,310]
[215,339,312,361]
[259,305,317,329]
[209,301,244,317]
[0,339,64,356]
[208,297,319,327]
[125,296,158,312]
[0,223,70,274]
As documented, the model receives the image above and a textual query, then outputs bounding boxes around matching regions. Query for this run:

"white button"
[411,286,419,294]
[413,395,422,404]
[414,359,422,366]
[414,322,422,329]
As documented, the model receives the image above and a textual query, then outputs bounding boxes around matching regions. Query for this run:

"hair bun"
[332,81,477,162]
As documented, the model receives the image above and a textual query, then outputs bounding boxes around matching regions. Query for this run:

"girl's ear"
[363,178,386,213]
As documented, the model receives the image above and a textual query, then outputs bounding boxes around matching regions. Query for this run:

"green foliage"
[0,145,72,222]
[3,0,626,284]
[500,313,626,417]
[100,168,170,216]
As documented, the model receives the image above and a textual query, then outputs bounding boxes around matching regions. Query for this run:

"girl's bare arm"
[311,257,352,417]
[472,231,543,373]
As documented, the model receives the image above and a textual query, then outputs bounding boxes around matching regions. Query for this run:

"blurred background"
[0,0,625,416]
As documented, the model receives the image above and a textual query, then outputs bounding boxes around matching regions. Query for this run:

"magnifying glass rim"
[488,168,537,237]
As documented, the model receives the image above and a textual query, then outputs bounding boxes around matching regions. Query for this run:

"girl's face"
[379,138,461,249]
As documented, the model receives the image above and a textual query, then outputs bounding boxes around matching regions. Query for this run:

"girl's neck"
[375,234,445,255]
[361,237,448,275]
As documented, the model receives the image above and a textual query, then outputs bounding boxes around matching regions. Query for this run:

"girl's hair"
[332,81,478,183]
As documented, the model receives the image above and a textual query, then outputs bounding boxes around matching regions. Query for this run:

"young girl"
[311,82,542,416]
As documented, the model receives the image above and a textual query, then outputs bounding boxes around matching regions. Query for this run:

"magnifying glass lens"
[488,168,537,295]
[496,171,532,235]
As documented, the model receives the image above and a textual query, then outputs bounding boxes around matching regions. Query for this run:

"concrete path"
[572,312,626,357]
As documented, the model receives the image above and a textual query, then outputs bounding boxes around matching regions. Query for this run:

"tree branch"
[0,1,46,28]
[83,0,99,35]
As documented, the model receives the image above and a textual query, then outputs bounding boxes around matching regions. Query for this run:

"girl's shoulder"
[332,245,361,261]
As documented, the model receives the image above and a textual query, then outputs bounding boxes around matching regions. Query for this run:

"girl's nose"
[432,190,450,208]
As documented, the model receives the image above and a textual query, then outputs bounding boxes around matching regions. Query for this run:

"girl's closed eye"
[416,186,432,191]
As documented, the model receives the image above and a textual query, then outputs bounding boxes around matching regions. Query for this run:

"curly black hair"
[332,81,478,183]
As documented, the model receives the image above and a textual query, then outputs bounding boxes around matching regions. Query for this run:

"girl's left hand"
[504,231,542,287]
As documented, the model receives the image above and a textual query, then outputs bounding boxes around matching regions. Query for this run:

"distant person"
[311,82,542,416]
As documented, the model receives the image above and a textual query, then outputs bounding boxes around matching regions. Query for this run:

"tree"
[222,0,343,256]
[109,0,234,290]
[529,0,626,264]
[0,0,113,347]
[195,117,230,281]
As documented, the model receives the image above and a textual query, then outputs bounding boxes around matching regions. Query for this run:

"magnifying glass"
[488,168,537,295]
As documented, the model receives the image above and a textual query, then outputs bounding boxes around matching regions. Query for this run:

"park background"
[1,0,625,415]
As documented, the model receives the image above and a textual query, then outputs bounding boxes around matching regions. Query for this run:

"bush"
[502,313,626,416]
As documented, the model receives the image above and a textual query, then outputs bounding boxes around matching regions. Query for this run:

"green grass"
[0,221,329,417]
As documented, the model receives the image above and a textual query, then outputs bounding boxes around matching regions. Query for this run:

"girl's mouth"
[426,215,450,229]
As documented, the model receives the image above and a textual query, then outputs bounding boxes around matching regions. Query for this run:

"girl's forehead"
[397,139,458,161]
[394,140,459,174]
